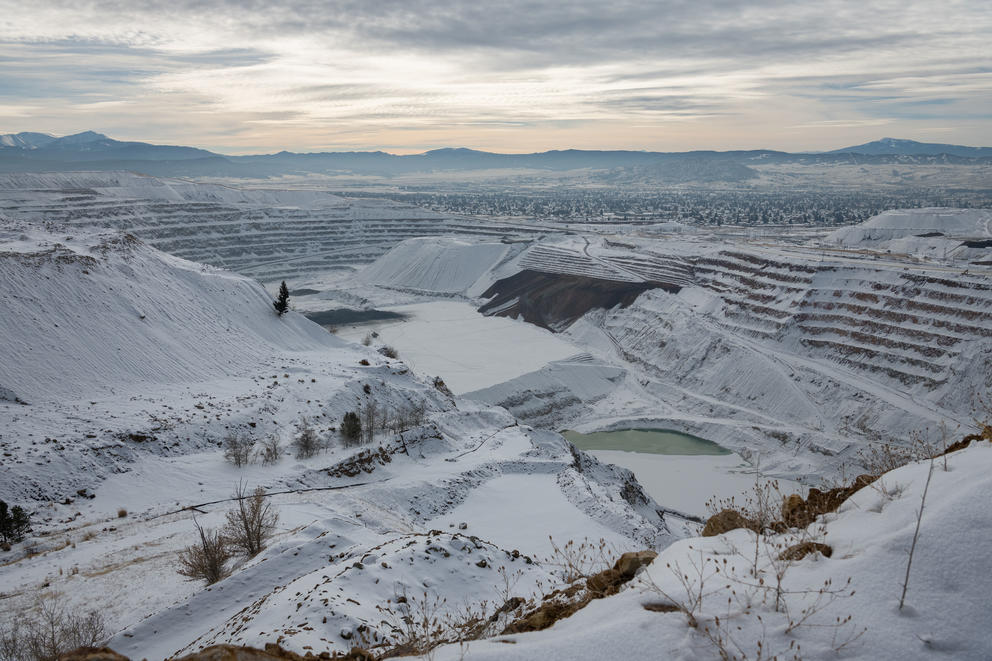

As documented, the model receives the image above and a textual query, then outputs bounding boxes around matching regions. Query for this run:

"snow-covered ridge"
[0,224,341,403]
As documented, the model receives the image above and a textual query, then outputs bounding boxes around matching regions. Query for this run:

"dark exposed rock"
[479,270,676,331]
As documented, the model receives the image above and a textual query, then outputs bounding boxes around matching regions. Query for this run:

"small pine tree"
[341,411,362,446]
[273,281,290,316]
[0,500,30,544]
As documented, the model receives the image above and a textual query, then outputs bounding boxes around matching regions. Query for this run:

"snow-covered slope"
[427,439,992,661]
[357,237,515,295]
[827,208,992,257]
[0,221,681,658]
[0,222,340,403]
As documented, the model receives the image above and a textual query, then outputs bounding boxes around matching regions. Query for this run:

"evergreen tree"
[341,411,362,446]
[273,281,290,316]
[0,499,30,543]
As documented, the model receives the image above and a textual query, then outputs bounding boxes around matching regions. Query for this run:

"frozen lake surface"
[333,301,581,394]
[565,428,804,517]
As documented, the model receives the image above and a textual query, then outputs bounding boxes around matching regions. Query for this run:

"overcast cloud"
[1,0,989,152]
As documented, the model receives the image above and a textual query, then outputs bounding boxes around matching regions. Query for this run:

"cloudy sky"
[1,1,990,154]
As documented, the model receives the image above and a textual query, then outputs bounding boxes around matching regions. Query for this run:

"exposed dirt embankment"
[479,270,677,331]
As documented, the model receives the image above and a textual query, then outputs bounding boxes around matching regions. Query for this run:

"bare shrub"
[543,537,617,583]
[177,519,231,585]
[387,399,428,435]
[645,545,725,628]
[117,508,127,518]
[223,482,278,558]
[258,434,282,465]
[360,400,379,445]
[706,460,782,577]
[379,589,448,661]
[858,434,942,478]
[223,431,255,467]
[0,592,106,661]
[378,345,399,359]
[292,416,320,458]
[900,457,935,610]
[361,333,372,346]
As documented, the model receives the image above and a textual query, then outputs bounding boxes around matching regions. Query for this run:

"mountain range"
[1,131,990,178]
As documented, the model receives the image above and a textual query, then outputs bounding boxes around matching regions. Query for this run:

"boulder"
[701,509,755,536]
[781,493,810,527]
[585,568,623,595]
[779,542,833,561]
[614,550,658,577]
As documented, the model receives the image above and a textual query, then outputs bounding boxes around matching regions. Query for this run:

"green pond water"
[561,428,731,455]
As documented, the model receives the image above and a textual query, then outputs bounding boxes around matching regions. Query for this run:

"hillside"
[421,438,992,661]
[0,222,680,658]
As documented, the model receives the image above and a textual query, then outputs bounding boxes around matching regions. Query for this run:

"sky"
[1,1,991,155]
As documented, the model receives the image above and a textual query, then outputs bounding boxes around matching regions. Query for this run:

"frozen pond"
[333,301,581,395]
[563,428,804,518]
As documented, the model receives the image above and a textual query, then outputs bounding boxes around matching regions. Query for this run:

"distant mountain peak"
[0,131,57,149]
[421,147,493,156]
[55,130,110,144]
[831,137,991,157]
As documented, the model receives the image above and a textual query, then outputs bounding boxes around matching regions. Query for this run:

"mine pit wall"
[476,251,992,478]
[478,269,680,331]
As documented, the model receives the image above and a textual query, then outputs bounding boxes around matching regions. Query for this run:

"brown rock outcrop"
[701,509,757,536]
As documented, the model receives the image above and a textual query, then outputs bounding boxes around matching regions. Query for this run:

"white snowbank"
[357,237,511,294]
[828,207,992,246]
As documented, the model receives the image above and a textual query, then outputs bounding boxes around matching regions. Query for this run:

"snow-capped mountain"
[0,131,57,149]
[830,137,992,158]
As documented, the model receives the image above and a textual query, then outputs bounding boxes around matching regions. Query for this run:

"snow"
[431,473,626,556]
[333,301,583,394]
[585,450,772,518]
[0,226,343,403]
[2,189,991,659]
[357,237,512,295]
[0,222,679,658]
[827,207,992,247]
[427,441,992,661]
